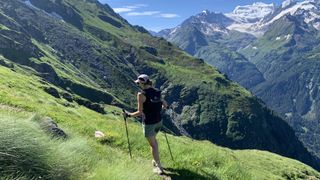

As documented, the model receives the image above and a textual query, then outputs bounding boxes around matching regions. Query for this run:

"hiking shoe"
[152,160,157,167]
[152,160,164,175]
[153,166,164,175]
[152,160,163,169]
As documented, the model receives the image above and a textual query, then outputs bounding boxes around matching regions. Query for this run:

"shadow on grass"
[163,167,218,180]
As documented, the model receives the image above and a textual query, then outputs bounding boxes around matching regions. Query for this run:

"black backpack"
[142,88,162,124]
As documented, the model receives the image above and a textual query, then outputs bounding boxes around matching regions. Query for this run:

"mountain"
[156,11,264,89]
[240,12,320,159]
[0,0,320,175]
[156,0,320,162]
[225,2,275,36]
[254,0,320,34]
[228,0,320,37]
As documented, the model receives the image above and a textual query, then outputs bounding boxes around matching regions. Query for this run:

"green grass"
[0,24,10,30]
[0,60,319,179]
[235,149,320,179]
[149,61,250,97]
[0,108,87,179]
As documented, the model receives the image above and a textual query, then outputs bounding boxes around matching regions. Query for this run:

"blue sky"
[98,0,285,32]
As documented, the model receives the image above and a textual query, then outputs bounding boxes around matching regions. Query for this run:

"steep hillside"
[0,0,319,171]
[240,13,320,158]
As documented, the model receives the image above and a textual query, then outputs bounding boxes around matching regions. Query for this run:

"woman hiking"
[124,74,168,175]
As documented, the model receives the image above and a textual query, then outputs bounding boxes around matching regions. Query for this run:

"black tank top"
[142,88,162,125]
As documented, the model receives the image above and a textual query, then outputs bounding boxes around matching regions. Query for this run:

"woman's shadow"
[161,167,218,180]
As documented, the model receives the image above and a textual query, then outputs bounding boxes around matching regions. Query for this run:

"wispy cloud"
[113,4,179,18]
[158,13,180,18]
[125,4,147,9]
[126,11,160,16]
[113,7,133,13]
[113,4,147,13]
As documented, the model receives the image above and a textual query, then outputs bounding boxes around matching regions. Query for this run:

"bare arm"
[128,92,145,117]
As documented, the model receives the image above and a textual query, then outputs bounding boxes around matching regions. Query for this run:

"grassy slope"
[0,1,319,178]
[0,59,319,179]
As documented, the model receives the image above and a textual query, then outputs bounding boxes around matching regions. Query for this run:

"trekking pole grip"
[122,109,127,121]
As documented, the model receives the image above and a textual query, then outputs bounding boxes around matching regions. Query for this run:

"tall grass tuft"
[0,113,88,179]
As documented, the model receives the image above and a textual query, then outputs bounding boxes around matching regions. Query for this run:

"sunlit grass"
[0,63,319,179]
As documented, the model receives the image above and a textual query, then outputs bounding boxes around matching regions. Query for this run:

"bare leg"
[146,135,161,167]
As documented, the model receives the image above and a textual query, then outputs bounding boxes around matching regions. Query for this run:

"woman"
[125,74,168,174]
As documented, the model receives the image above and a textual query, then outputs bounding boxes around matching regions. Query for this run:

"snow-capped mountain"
[258,0,320,31]
[224,2,275,36]
[225,2,275,23]
[157,11,234,40]
[225,0,320,36]
[155,0,320,38]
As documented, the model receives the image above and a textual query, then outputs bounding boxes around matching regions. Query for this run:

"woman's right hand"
[122,110,130,119]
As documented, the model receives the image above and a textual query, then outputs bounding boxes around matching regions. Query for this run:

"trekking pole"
[161,107,174,161]
[163,130,174,161]
[122,109,132,159]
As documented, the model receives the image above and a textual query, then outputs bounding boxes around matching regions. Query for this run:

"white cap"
[134,74,149,84]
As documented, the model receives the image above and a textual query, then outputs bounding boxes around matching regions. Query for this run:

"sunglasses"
[136,78,146,85]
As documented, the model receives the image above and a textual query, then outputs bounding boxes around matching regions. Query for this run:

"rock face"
[39,117,67,139]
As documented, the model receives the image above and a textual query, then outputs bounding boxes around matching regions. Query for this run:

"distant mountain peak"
[197,10,224,18]
[185,11,233,29]
[201,10,210,15]
[226,2,275,23]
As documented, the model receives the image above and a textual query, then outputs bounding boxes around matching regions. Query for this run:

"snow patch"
[304,11,320,23]
[252,46,258,50]
[226,23,264,37]
[169,26,180,36]
[200,23,228,35]
[282,0,296,9]
[306,77,314,89]
[313,21,320,30]
[276,36,281,40]
[202,10,209,15]
[284,34,292,40]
